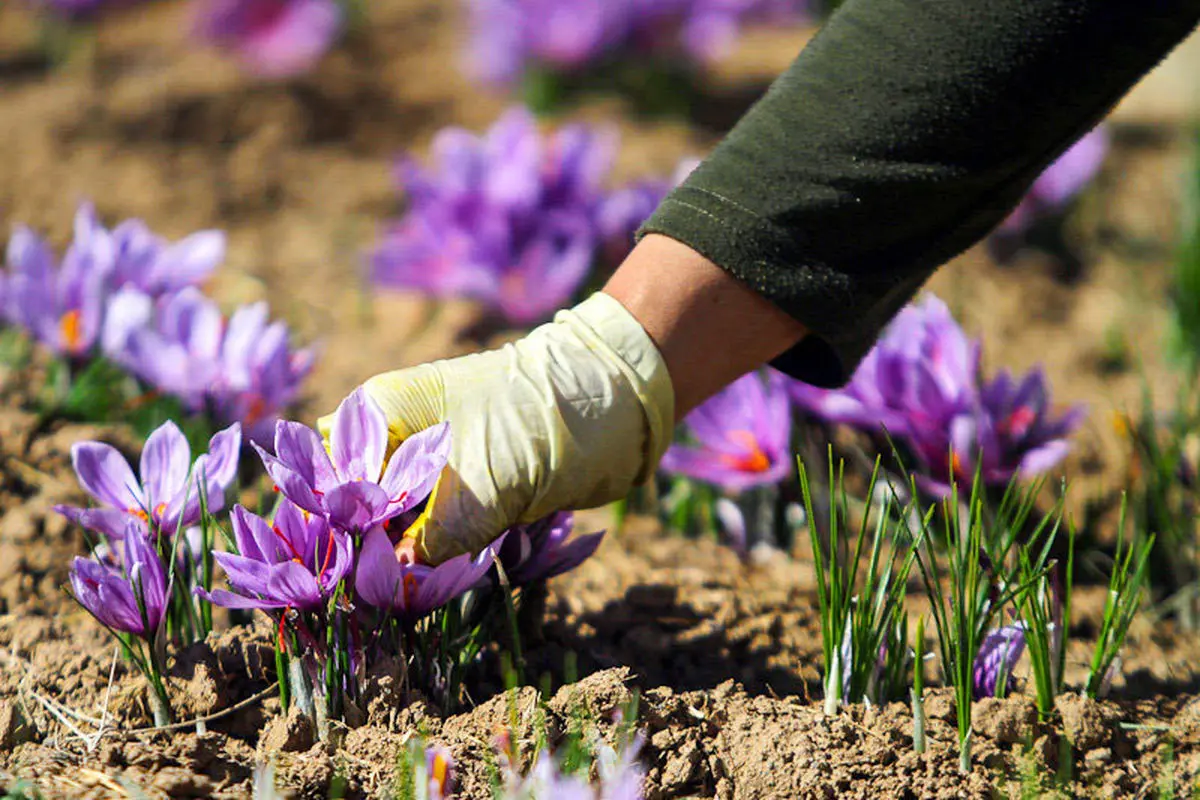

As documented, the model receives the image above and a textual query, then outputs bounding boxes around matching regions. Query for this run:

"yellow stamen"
[60,309,82,351]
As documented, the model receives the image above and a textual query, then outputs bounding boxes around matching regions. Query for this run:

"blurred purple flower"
[497,733,646,799]
[2,202,224,358]
[465,0,809,85]
[994,126,1108,240]
[421,745,454,800]
[371,107,614,325]
[495,512,605,585]
[660,370,792,493]
[906,368,1085,497]
[69,520,167,638]
[193,0,343,78]
[973,623,1026,699]
[790,293,1084,497]
[597,157,699,254]
[256,388,449,532]
[2,212,113,358]
[199,501,352,611]
[55,421,241,541]
[107,288,315,442]
[355,525,497,620]
[789,295,979,438]
[30,0,140,17]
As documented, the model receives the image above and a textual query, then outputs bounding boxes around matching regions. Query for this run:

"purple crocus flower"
[256,388,449,533]
[192,0,344,78]
[464,0,808,86]
[973,623,1027,699]
[2,213,113,358]
[55,421,241,541]
[659,369,793,493]
[495,512,605,585]
[905,368,1085,497]
[355,525,497,620]
[199,501,353,611]
[107,287,315,443]
[371,107,613,326]
[69,520,168,638]
[993,126,1109,240]
[105,210,225,296]
[789,294,979,438]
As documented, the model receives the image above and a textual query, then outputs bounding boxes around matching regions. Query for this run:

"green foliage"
[1086,498,1155,699]
[907,470,1062,773]
[800,450,917,713]
[1017,520,1074,721]
[1169,125,1200,373]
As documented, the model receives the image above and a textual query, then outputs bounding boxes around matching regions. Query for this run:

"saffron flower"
[2,202,224,358]
[496,733,646,800]
[199,501,353,611]
[371,107,613,325]
[69,522,167,638]
[789,295,979,437]
[495,512,605,585]
[464,0,809,86]
[256,388,449,532]
[790,294,1084,497]
[973,623,1027,699]
[905,368,1085,497]
[355,525,497,619]
[992,126,1108,243]
[659,370,792,492]
[106,287,315,442]
[55,420,241,541]
[2,215,112,358]
[192,0,344,78]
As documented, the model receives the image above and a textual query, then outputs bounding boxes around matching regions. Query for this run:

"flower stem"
[288,657,316,725]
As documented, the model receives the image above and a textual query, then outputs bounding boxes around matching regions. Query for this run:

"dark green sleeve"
[639,0,1200,387]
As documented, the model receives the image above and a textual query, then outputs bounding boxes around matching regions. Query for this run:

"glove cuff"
[557,292,676,482]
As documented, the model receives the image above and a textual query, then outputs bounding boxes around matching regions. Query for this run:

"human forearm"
[604,233,806,418]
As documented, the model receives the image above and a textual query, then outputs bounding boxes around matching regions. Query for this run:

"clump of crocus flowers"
[371,106,697,327]
[60,392,605,733]
[1,203,313,443]
[464,0,809,88]
[789,293,1085,498]
[62,421,242,724]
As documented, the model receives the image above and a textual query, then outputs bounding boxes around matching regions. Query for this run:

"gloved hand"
[318,293,675,565]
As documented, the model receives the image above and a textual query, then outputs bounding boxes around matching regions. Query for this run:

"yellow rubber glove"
[317,293,675,565]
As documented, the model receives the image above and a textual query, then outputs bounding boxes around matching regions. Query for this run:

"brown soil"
[3,1,1200,798]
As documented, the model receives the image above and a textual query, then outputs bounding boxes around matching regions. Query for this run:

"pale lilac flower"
[108,288,315,442]
[497,734,646,800]
[106,212,225,296]
[994,126,1109,240]
[55,421,241,541]
[973,623,1026,699]
[355,525,496,620]
[193,0,343,78]
[495,512,605,585]
[371,107,613,325]
[69,520,167,638]
[256,388,449,532]
[198,501,352,611]
[2,214,113,358]
[660,370,793,492]
[464,0,809,85]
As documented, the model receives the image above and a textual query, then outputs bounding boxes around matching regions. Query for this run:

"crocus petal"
[196,587,288,610]
[54,504,144,541]
[149,231,225,290]
[354,525,405,609]
[378,422,451,513]
[271,420,337,493]
[329,388,389,483]
[213,551,276,598]
[71,441,143,512]
[267,560,324,611]
[139,421,192,517]
[253,443,325,517]
[323,481,391,532]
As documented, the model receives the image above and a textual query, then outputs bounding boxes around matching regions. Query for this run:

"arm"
[336,0,1200,563]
